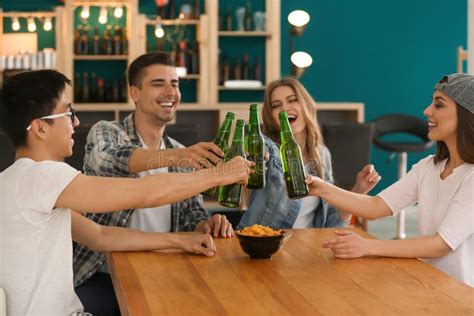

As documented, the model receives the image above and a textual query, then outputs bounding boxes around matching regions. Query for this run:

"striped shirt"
[73,113,208,287]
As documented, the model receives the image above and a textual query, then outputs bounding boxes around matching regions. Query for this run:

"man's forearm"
[367,234,451,259]
[93,225,182,252]
[128,147,182,173]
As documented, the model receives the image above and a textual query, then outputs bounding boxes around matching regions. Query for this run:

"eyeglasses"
[26,108,77,131]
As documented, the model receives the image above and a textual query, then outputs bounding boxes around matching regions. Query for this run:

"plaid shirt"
[73,113,208,287]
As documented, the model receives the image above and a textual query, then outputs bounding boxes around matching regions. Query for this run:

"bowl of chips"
[236,225,291,259]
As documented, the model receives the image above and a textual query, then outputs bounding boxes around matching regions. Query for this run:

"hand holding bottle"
[215,156,253,186]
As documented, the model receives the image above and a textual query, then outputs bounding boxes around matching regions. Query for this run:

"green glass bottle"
[246,104,265,189]
[218,119,246,208]
[202,112,235,197]
[279,111,308,199]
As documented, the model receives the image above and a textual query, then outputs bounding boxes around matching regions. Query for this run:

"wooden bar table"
[107,228,474,315]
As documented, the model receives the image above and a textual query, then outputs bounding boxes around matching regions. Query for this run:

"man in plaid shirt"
[73,52,236,315]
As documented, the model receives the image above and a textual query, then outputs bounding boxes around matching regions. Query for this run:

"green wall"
[281,0,467,191]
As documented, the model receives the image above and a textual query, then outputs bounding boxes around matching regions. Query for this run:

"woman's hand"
[322,230,372,258]
[352,164,381,194]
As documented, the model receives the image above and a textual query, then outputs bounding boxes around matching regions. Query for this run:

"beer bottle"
[279,111,308,199]
[202,112,235,197]
[218,119,246,208]
[247,104,265,189]
[92,27,100,55]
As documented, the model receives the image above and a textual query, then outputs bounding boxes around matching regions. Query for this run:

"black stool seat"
[372,114,435,153]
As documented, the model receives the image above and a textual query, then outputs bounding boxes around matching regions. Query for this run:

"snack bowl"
[235,229,291,259]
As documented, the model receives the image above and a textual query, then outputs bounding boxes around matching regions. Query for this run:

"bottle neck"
[214,117,233,143]
[232,124,245,145]
[279,116,295,143]
[248,111,261,133]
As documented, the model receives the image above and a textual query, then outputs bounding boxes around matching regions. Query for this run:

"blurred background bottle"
[218,119,246,207]
[279,112,308,199]
[246,104,265,189]
[202,112,235,197]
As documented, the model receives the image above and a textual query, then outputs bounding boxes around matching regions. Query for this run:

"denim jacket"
[238,136,347,229]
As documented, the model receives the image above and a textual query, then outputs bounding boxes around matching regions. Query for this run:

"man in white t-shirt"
[0,70,252,315]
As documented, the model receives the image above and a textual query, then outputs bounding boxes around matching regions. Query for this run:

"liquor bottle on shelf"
[244,1,252,31]
[218,119,246,208]
[233,57,242,80]
[112,78,120,102]
[98,79,105,102]
[253,55,262,82]
[105,80,113,103]
[247,104,265,189]
[74,73,82,102]
[120,79,127,102]
[225,5,233,31]
[222,56,230,84]
[188,41,199,74]
[168,0,176,19]
[202,112,235,197]
[82,72,89,102]
[74,26,82,55]
[170,43,177,64]
[155,0,167,19]
[81,25,90,55]
[90,73,98,102]
[279,111,309,199]
[113,25,122,55]
[92,26,100,55]
[192,0,200,19]
[102,28,113,55]
[242,53,250,80]
[121,28,128,55]
[218,54,223,85]
[176,40,187,69]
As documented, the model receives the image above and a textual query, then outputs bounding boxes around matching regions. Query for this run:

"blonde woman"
[240,77,380,229]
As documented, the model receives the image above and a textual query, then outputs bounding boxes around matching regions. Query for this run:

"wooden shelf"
[145,18,200,26]
[218,31,271,37]
[74,55,128,61]
[218,85,265,91]
[180,74,200,80]
[75,103,130,112]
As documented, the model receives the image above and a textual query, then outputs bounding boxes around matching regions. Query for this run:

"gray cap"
[435,73,474,113]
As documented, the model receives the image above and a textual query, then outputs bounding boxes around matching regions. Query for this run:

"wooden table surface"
[107,228,474,315]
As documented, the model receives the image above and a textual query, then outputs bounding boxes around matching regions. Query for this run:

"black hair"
[127,51,174,88]
[0,70,71,148]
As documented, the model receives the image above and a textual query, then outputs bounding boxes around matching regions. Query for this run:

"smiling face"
[423,90,458,144]
[269,85,307,137]
[46,91,80,160]
[130,64,181,125]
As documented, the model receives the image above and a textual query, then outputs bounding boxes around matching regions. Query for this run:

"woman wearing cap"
[240,77,381,230]
[308,73,474,287]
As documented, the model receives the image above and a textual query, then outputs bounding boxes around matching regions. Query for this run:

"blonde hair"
[262,77,325,178]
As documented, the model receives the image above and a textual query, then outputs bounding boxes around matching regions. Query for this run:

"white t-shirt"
[293,163,321,228]
[128,138,172,232]
[0,158,83,315]
[293,196,320,228]
[378,155,473,286]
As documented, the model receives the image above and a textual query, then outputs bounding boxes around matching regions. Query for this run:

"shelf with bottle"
[218,31,271,37]
[145,17,200,26]
[73,55,128,60]
[73,70,128,105]
[73,24,128,56]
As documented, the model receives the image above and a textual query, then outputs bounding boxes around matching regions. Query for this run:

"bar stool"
[372,114,434,239]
